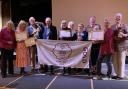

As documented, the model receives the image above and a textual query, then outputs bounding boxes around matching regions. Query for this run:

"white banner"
[36,39,92,68]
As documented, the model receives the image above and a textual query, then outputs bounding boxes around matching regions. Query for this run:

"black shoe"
[8,72,14,75]
[106,74,111,78]
[117,77,124,79]
[111,76,123,79]
[2,74,7,78]
[31,69,36,73]
[111,76,118,79]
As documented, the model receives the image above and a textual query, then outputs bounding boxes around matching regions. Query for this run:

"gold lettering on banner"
[82,47,88,63]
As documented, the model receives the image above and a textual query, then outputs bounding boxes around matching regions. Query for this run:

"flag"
[36,39,92,68]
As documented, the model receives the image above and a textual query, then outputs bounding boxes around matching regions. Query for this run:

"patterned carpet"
[0,63,128,89]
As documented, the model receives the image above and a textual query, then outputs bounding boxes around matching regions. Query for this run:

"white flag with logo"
[36,39,92,68]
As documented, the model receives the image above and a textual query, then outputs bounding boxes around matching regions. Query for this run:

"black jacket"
[39,25,57,40]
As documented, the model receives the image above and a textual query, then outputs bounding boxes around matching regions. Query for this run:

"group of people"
[0,13,128,80]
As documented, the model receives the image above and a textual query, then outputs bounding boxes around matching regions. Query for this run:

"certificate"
[25,37,36,47]
[88,30,104,40]
[59,30,71,38]
[15,32,27,41]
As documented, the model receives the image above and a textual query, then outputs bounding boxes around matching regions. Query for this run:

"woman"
[59,20,73,74]
[15,20,30,74]
[73,23,88,41]
[72,23,88,74]
[0,20,16,78]
[97,19,114,79]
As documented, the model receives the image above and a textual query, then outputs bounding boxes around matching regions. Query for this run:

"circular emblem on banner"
[52,43,72,64]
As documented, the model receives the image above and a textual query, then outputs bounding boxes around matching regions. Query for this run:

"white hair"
[45,17,51,22]
[68,21,74,28]
[115,13,123,18]
[29,17,35,22]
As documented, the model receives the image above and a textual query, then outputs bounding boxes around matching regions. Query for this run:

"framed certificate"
[88,30,104,40]
[25,37,36,47]
[15,32,27,41]
[59,30,71,38]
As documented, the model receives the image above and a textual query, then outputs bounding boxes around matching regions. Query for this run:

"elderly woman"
[59,20,73,74]
[73,23,88,41]
[15,20,30,74]
[0,20,16,78]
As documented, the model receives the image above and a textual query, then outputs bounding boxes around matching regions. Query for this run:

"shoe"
[111,76,118,79]
[50,72,55,75]
[31,69,36,73]
[20,71,27,75]
[106,74,111,78]
[97,75,102,80]
[117,77,124,80]
[111,76,123,79]
[2,74,7,78]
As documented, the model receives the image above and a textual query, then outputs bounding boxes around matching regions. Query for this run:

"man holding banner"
[39,17,57,74]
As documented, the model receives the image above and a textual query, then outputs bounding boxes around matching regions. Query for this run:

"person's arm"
[0,29,13,44]
[53,26,58,40]
[72,32,77,41]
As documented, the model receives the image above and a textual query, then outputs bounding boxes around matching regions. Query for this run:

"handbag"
[25,37,36,47]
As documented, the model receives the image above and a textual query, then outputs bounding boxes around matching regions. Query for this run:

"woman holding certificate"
[0,20,16,78]
[59,20,73,74]
[15,20,30,75]
[72,23,88,41]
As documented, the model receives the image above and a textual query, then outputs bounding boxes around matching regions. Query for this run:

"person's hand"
[118,32,123,38]
[32,31,37,35]
[7,41,13,44]
[122,33,128,37]
[37,28,40,32]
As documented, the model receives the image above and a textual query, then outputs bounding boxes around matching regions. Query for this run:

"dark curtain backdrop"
[11,0,51,25]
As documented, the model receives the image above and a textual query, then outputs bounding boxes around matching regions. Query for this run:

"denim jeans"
[97,54,112,76]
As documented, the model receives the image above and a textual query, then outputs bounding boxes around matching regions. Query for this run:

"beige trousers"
[113,50,127,77]
[30,45,36,70]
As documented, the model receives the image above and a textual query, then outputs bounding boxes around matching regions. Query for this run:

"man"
[97,18,114,79]
[39,17,57,74]
[111,13,128,79]
[27,17,41,72]
[85,16,101,75]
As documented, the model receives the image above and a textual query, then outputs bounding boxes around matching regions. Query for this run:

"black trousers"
[0,48,14,76]
[90,44,100,66]
[89,44,100,74]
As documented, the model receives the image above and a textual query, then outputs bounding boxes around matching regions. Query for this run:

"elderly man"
[85,16,101,75]
[111,13,128,79]
[39,17,57,74]
[27,17,42,72]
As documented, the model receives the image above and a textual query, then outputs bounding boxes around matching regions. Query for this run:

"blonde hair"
[18,20,27,31]
[5,20,15,30]
[68,21,74,28]
[104,18,110,23]
[78,23,84,27]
